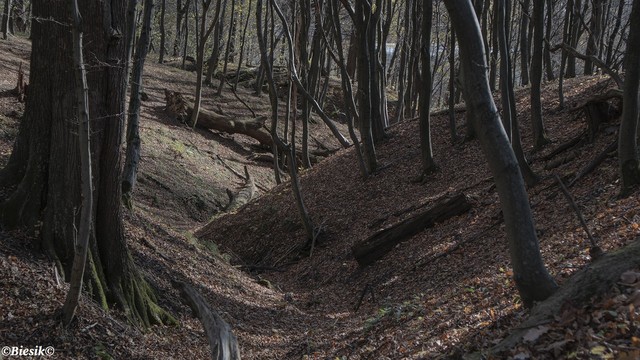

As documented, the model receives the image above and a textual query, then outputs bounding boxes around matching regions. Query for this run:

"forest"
[0,0,639,358]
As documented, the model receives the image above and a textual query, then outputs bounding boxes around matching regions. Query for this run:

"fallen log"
[174,281,241,360]
[352,193,472,266]
[195,166,256,238]
[224,166,255,212]
[164,89,273,147]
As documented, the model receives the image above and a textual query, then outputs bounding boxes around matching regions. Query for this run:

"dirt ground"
[0,36,639,359]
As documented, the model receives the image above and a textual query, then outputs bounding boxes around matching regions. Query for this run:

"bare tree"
[443,0,558,307]
[190,0,223,128]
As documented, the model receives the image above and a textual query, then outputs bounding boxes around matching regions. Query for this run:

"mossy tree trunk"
[0,0,173,327]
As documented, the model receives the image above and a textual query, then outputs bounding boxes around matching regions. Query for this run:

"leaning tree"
[443,0,558,307]
[0,0,173,327]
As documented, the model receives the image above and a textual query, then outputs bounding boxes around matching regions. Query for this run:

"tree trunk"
[173,0,190,56]
[566,0,581,78]
[530,0,550,150]
[585,0,603,75]
[62,0,93,326]
[2,0,12,39]
[355,0,378,173]
[498,0,539,187]
[443,0,558,307]
[418,0,436,177]
[618,0,640,194]
[519,0,530,85]
[158,0,166,63]
[191,0,223,128]
[543,0,555,81]
[352,194,472,266]
[123,0,155,200]
[0,0,173,327]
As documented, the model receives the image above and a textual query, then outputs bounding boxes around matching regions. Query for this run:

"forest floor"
[1,36,639,359]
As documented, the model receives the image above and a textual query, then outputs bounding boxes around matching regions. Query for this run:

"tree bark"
[519,0,530,85]
[158,0,166,63]
[443,0,558,307]
[62,0,93,326]
[123,0,155,199]
[530,0,550,150]
[585,0,604,75]
[0,0,173,327]
[418,0,436,177]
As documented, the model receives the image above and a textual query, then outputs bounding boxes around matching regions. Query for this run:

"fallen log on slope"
[175,281,241,360]
[224,166,256,213]
[195,166,256,238]
[164,89,273,147]
[352,193,472,266]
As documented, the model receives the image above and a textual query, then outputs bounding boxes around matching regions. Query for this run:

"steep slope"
[1,36,638,359]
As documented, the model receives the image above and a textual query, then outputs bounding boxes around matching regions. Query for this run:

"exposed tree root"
[465,239,640,359]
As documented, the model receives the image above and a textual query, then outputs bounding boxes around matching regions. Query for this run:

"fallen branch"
[174,281,241,360]
[554,174,603,258]
[568,139,617,187]
[540,133,586,161]
[549,43,623,88]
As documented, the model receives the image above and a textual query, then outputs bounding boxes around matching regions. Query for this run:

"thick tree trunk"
[0,0,173,327]
[352,194,472,266]
[443,0,558,307]
[165,90,273,146]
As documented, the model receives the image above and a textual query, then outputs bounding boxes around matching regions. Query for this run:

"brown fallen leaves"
[501,270,640,359]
